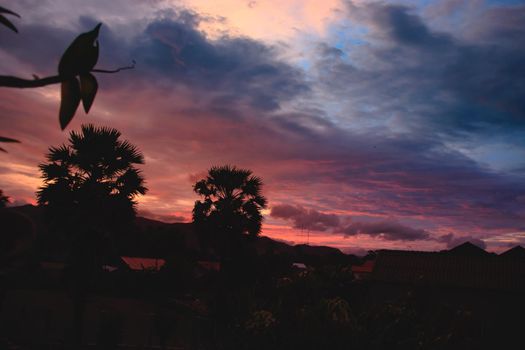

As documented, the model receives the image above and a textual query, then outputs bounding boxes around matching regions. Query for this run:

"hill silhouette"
[3,205,356,265]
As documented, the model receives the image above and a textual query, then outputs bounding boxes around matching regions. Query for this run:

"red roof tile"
[121,256,165,271]
[352,260,375,273]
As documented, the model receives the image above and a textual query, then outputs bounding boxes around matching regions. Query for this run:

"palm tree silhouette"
[36,124,147,347]
[193,165,267,238]
[37,124,147,231]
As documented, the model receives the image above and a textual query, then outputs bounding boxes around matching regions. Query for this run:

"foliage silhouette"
[0,189,9,208]
[0,5,19,33]
[193,165,267,240]
[37,124,147,234]
[0,132,20,153]
[0,5,134,135]
[36,124,147,347]
[57,23,101,129]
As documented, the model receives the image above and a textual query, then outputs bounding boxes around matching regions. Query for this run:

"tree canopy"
[193,165,267,238]
[0,189,9,208]
[37,124,147,232]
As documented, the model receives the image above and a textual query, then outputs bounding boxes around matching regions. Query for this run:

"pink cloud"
[1,2,524,254]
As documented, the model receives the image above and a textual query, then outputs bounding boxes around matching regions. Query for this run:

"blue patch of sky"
[411,0,525,9]
[325,23,369,65]
[474,145,525,172]
[394,0,434,9]
[447,138,525,173]
[296,58,311,72]
[487,0,525,6]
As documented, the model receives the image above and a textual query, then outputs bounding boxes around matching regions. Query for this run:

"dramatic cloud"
[437,233,487,250]
[343,220,430,241]
[1,0,524,253]
[317,1,525,136]
[272,204,432,242]
[271,204,340,232]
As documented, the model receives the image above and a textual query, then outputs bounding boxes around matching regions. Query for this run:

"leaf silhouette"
[0,135,20,152]
[0,6,20,33]
[59,78,81,130]
[0,6,20,17]
[58,23,101,76]
[0,14,17,33]
[79,73,98,113]
[0,136,20,143]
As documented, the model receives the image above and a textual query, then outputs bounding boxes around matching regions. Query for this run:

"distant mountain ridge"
[4,205,356,264]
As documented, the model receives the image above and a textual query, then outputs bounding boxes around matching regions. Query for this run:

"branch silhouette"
[1,6,135,150]
[0,62,135,88]
[1,15,135,131]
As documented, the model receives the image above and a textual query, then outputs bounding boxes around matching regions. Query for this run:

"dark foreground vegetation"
[2,203,525,350]
[1,126,524,350]
[1,7,524,349]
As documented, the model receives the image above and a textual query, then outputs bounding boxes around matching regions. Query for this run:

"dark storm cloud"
[343,220,430,241]
[2,1,525,251]
[271,202,431,242]
[128,10,309,113]
[369,3,451,48]
[0,9,309,114]
[270,204,340,231]
[437,233,487,249]
[318,1,525,134]
[0,23,73,74]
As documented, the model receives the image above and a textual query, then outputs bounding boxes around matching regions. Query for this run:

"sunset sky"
[1,0,524,254]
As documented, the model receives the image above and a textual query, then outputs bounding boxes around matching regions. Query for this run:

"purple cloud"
[437,233,487,250]
[343,220,430,241]
[271,204,340,232]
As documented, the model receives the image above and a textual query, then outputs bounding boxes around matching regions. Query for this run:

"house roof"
[197,260,221,271]
[121,256,165,271]
[352,260,375,274]
[500,246,525,259]
[446,242,490,256]
[371,249,525,291]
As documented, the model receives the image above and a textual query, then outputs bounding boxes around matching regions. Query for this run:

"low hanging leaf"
[0,6,20,16]
[59,78,81,130]
[0,135,20,152]
[0,14,17,32]
[0,136,20,143]
[79,73,98,113]
[0,6,20,33]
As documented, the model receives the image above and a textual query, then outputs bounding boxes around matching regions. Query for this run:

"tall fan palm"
[193,165,267,238]
[37,124,147,231]
[37,125,146,348]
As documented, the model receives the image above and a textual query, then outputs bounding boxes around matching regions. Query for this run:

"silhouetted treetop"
[193,165,267,237]
[0,189,9,208]
[37,124,147,230]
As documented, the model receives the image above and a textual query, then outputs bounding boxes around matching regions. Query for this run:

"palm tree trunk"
[72,293,86,348]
